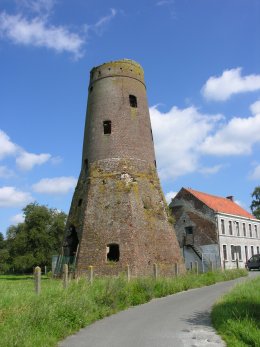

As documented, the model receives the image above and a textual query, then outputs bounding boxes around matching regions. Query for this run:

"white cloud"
[156,0,174,6]
[200,113,260,156]
[0,166,15,178]
[150,105,222,179]
[16,151,51,171]
[17,0,55,14]
[0,12,85,59]
[202,68,260,101]
[250,164,260,180]
[0,130,18,159]
[0,186,33,207]
[32,176,77,194]
[165,191,177,204]
[199,165,223,175]
[91,8,117,36]
[10,213,25,225]
[250,100,260,115]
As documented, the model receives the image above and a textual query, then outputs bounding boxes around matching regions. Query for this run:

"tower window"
[154,160,157,168]
[84,159,89,174]
[78,199,83,207]
[106,243,120,262]
[103,120,111,134]
[129,95,137,108]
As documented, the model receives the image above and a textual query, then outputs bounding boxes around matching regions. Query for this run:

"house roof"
[185,188,256,219]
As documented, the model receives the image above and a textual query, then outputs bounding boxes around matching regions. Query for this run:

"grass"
[211,274,260,347]
[0,269,246,347]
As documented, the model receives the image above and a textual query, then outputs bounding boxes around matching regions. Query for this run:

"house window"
[129,95,137,108]
[251,246,254,256]
[245,246,248,261]
[249,224,252,237]
[103,120,111,134]
[231,245,235,261]
[243,223,246,237]
[228,221,233,235]
[236,222,240,236]
[257,246,259,254]
[106,243,120,262]
[237,246,242,261]
[223,245,227,260]
[185,226,193,235]
[221,219,225,234]
[255,225,258,238]
[231,245,241,261]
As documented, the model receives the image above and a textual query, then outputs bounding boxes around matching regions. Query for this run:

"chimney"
[226,195,234,202]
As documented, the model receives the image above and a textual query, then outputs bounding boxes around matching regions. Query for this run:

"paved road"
[59,272,259,347]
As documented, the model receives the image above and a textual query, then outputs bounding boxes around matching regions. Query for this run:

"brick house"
[169,188,260,271]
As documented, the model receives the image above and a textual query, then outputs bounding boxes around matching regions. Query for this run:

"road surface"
[59,272,259,347]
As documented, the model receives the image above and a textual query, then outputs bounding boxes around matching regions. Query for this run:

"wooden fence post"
[63,264,68,289]
[89,265,93,285]
[126,264,130,282]
[195,261,199,275]
[210,261,214,272]
[174,263,179,277]
[153,263,158,280]
[34,266,41,295]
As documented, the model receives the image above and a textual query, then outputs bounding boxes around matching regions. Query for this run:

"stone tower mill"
[62,59,184,276]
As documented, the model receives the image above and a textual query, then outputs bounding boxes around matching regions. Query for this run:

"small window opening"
[84,159,89,174]
[89,86,93,93]
[106,243,120,262]
[154,160,157,168]
[129,95,137,108]
[151,128,154,141]
[98,70,101,76]
[78,199,83,207]
[185,226,193,235]
[103,120,111,134]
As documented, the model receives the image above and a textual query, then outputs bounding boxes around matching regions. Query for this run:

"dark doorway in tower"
[106,243,120,262]
[64,225,79,257]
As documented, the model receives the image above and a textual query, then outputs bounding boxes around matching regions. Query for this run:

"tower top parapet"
[89,59,145,86]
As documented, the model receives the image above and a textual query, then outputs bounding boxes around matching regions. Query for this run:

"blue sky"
[0,0,260,236]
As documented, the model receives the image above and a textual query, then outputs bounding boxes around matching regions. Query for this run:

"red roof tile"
[186,188,255,219]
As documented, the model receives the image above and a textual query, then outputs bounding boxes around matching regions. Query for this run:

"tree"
[251,186,260,220]
[4,203,67,273]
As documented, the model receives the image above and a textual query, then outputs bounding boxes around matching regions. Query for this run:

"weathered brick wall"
[64,60,185,277]
[82,60,155,167]
[170,188,218,248]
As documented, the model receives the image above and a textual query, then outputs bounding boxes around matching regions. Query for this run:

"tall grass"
[0,269,246,347]
[211,275,260,347]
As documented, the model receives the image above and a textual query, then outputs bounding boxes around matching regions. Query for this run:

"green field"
[0,269,246,347]
[212,275,260,347]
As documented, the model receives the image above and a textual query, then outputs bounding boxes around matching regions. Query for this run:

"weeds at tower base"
[0,269,247,347]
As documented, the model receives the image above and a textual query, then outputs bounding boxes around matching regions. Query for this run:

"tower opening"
[129,95,137,108]
[84,159,88,174]
[106,243,120,262]
[103,120,111,134]
[63,225,79,257]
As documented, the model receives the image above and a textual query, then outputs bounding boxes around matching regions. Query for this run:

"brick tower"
[64,59,184,276]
